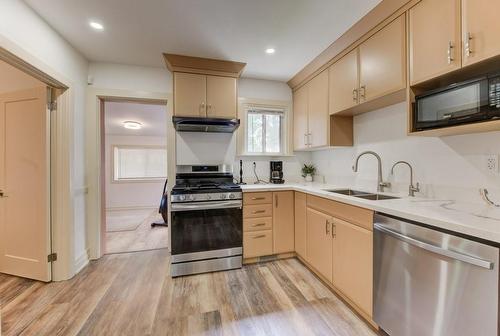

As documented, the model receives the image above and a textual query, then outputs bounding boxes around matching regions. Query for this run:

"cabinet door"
[206,75,237,118]
[294,192,307,259]
[306,208,332,282]
[307,70,329,148]
[409,0,461,85]
[462,0,500,67]
[332,218,373,317]
[293,85,309,151]
[359,15,406,102]
[273,191,294,254]
[329,49,359,114]
[174,72,206,117]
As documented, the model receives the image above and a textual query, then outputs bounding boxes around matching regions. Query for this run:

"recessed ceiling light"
[265,48,276,54]
[123,121,142,130]
[89,21,104,31]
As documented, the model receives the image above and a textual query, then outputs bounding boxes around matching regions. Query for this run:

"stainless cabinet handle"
[251,197,266,200]
[352,88,358,103]
[465,32,473,57]
[308,132,312,147]
[253,234,266,239]
[207,104,213,115]
[275,194,278,208]
[252,210,266,214]
[447,41,454,64]
[325,220,330,235]
[0,190,7,198]
[252,223,266,227]
[374,223,494,269]
[200,102,205,116]
[304,133,308,146]
[332,220,336,238]
[359,86,366,101]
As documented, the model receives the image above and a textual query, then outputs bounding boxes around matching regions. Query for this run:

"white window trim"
[111,145,168,183]
[237,98,293,157]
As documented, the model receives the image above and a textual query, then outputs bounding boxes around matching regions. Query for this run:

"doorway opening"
[0,59,54,282]
[101,99,169,255]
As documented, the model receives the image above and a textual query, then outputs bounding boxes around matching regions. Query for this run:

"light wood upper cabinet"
[307,70,329,148]
[329,49,359,114]
[462,0,500,67]
[174,73,237,118]
[294,192,307,259]
[306,207,333,282]
[206,75,237,118]
[174,72,206,117]
[293,85,309,151]
[359,14,406,102]
[273,191,295,254]
[409,0,461,85]
[332,218,373,317]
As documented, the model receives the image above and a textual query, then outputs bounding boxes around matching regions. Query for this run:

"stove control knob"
[206,195,211,200]
[179,195,186,201]
[229,193,235,199]
[220,194,226,199]
[187,195,195,201]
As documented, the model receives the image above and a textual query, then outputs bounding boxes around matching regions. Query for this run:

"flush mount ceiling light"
[89,21,104,30]
[265,48,276,54]
[123,121,142,130]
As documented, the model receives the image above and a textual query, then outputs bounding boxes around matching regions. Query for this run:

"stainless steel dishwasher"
[374,213,499,336]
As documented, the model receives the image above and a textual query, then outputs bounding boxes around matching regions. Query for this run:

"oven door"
[171,200,243,259]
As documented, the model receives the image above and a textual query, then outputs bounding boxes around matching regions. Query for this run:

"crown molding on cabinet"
[163,53,246,78]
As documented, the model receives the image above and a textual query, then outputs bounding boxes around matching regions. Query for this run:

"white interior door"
[0,86,51,282]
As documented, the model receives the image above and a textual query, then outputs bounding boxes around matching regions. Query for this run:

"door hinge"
[47,101,57,111]
[48,253,57,262]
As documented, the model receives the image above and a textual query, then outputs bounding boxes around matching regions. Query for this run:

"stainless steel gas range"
[170,165,243,277]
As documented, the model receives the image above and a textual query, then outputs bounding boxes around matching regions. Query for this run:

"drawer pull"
[252,223,266,227]
[251,197,266,200]
[252,210,266,214]
[253,234,266,239]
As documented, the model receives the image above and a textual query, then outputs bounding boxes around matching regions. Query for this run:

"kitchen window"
[245,106,285,155]
[113,146,167,182]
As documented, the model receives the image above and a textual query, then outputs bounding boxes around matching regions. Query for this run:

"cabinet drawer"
[244,217,273,232]
[243,192,272,205]
[307,195,373,231]
[243,230,273,258]
[243,204,273,218]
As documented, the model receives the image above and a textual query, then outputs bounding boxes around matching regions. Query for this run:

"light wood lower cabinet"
[294,192,307,259]
[306,207,333,283]
[273,191,295,254]
[243,230,273,258]
[332,217,373,317]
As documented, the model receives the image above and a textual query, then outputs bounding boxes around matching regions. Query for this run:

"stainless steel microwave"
[414,73,500,131]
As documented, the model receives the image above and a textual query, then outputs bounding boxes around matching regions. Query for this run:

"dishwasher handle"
[374,223,494,270]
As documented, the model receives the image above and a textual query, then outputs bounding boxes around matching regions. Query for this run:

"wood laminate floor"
[0,250,378,336]
[105,210,168,254]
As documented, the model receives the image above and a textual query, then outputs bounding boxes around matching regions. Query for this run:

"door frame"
[86,88,172,259]
[0,45,74,281]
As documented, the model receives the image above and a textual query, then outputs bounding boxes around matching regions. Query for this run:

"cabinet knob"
[447,41,454,64]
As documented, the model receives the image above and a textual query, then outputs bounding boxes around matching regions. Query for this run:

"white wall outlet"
[485,154,499,174]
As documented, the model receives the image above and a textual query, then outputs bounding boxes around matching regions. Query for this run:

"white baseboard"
[106,206,157,212]
[74,248,90,274]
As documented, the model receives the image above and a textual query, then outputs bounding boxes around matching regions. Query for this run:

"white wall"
[105,135,166,209]
[88,63,171,93]
[311,102,500,203]
[0,0,89,273]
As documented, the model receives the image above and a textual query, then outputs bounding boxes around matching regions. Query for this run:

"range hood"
[172,116,240,133]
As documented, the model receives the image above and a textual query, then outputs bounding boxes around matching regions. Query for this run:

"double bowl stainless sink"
[323,188,400,201]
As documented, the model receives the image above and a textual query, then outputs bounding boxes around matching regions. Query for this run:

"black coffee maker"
[270,161,285,184]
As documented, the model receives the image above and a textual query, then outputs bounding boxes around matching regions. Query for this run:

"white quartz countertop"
[240,182,500,244]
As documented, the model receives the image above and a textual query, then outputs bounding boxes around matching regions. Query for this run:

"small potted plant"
[301,164,316,182]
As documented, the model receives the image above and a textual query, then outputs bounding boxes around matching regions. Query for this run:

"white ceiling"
[24,0,380,81]
[104,101,167,137]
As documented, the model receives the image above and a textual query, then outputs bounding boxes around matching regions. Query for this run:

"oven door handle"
[171,200,242,212]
